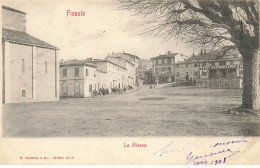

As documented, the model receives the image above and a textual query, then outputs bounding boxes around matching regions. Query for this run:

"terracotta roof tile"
[2,28,58,49]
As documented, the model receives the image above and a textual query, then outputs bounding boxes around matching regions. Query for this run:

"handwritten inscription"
[154,139,248,165]
[213,139,248,148]
[186,149,240,165]
[153,140,203,156]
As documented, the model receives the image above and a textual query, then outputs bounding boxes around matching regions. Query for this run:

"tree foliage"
[120,0,259,54]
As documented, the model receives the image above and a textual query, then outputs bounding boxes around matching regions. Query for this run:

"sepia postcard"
[0,0,260,165]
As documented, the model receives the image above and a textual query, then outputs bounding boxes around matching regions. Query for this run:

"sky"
[3,0,194,60]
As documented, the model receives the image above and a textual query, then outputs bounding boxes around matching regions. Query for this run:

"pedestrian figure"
[124,87,126,93]
[150,85,152,89]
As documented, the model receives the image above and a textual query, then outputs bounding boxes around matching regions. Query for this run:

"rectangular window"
[45,62,48,74]
[21,59,25,72]
[167,58,171,63]
[194,63,197,67]
[202,72,207,76]
[85,69,89,76]
[202,62,206,67]
[155,59,158,64]
[230,60,234,65]
[186,64,188,68]
[221,69,227,78]
[239,70,243,75]
[63,69,67,78]
[194,71,199,76]
[75,68,79,77]
[162,59,165,64]
[168,67,171,72]
[211,62,215,66]
[176,65,179,68]
[219,61,226,65]
[89,84,92,92]
[177,72,180,77]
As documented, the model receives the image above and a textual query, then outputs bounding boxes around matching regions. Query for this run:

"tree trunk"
[241,49,260,109]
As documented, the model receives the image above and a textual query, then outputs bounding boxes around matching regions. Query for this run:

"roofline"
[125,59,135,65]
[97,69,107,73]
[107,56,135,66]
[175,57,242,64]
[2,6,26,14]
[92,60,127,70]
[123,52,140,59]
[60,63,97,68]
[3,39,59,50]
[150,54,178,59]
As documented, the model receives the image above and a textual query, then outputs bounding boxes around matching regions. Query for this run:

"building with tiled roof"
[2,28,58,49]
[106,51,140,86]
[2,6,59,103]
[174,48,243,88]
[151,51,186,84]
[60,59,97,68]
[59,56,136,98]
[59,59,104,98]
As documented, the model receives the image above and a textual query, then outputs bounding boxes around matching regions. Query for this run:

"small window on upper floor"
[75,68,79,77]
[22,90,26,97]
[177,72,180,77]
[45,62,48,74]
[202,62,206,67]
[21,59,25,72]
[63,69,67,78]
[219,61,226,65]
[86,69,89,76]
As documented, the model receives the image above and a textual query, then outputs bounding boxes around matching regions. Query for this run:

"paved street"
[3,86,260,137]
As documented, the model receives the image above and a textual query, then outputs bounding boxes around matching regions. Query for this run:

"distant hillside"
[138,59,152,71]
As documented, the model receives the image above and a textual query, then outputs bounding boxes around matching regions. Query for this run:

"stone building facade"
[106,52,140,85]
[92,59,128,90]
[151,51,185,84]
[175,49,244,88]
[2,6,59,103]
[59,60,98,97]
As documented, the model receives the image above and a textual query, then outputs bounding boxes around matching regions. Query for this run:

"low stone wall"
[196,78,242,89]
